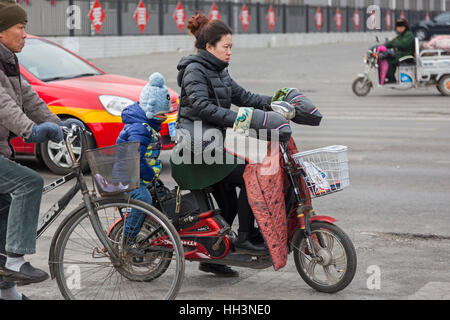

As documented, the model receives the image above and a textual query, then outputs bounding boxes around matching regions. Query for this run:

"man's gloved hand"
[59,118,85,130]
[25,122,64,143]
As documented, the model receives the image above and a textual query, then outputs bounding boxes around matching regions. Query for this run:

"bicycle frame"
[36,171,81,238]
[36,126,120,264]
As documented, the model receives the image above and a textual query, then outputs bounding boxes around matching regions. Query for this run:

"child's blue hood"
[121,102,162,131]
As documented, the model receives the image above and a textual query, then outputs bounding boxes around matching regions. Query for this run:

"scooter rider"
[0,0,81,300]
[385,18,415,83]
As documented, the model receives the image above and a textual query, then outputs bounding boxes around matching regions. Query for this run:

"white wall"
[47,32,395,59]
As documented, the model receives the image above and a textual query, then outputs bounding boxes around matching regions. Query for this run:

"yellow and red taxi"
[13,35,178,174]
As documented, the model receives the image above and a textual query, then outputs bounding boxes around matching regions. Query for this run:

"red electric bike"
[108,141,357,294]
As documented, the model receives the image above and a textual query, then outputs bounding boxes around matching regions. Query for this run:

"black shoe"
[2,262,49,286]
[235,232,269,256]
[198,263,239,277]
[249,228,265,245]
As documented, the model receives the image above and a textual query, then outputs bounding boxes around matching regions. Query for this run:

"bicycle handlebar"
[61,124,92,169]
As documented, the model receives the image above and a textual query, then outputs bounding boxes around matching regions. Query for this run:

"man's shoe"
[198,263,239,277]
[2,262,49,286]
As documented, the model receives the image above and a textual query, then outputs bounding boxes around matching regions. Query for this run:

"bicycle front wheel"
[54,198,184,300]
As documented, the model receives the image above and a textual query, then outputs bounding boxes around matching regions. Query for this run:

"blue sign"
[400,73,412,83]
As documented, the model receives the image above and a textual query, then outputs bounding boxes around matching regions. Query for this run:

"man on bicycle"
[0,0,77,300]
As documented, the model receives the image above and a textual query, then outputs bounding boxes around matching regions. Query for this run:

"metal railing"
[20,0,443,37]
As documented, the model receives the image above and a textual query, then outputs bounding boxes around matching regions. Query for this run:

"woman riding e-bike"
[171,13,292,277]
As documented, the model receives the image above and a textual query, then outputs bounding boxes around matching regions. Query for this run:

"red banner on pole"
[334,8,343,31]
[266,5,276,31]
[209,3,221,21]
[89,0,106,34]
[315,7,323,31]
[353,9,360,30]
[385,10,392,30]
[173,2,186,33]
[134,0,149,33]
[240,4,251,31]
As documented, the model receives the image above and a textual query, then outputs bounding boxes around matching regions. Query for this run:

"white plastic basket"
[291,145,349,198]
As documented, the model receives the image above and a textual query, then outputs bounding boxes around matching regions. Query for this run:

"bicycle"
[1,126,185,300]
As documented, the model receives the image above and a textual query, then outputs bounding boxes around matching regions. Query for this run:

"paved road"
[15,41,450,300]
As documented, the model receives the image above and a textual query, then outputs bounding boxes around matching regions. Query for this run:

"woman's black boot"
[235,231,268,255]
[249,228,265,245]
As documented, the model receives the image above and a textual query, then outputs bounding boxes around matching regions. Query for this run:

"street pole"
[158,0,164,35]
[69,0,74,36]
[233,0,239,33]
[392,0,396,24]
[256,2,261,34]
[195,0,200,13]
[116,0,122,36]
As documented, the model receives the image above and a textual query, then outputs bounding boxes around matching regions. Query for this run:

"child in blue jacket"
[116,72,172,246]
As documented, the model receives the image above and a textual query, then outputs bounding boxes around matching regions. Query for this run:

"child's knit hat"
[139,72,171,119]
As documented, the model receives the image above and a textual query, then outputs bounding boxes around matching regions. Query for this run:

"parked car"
[14,35,179,175]
[412,12,450,41]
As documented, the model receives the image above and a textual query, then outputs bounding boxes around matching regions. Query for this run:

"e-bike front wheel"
[352,76,372,96]
[54,198,184,300]
[292,222,357,293]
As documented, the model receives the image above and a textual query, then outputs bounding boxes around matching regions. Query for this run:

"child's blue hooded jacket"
[116,102,162,184]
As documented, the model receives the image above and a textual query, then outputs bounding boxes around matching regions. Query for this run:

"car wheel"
[40,118,96,175]
[414,28,428,41]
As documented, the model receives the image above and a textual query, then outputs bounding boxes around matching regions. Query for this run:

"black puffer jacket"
[176,49,272,129]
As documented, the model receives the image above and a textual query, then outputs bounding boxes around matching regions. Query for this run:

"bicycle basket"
[86,142,140,196]
[291,145,349,198]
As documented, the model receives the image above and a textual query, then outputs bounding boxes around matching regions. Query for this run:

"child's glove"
[25,122,64,143]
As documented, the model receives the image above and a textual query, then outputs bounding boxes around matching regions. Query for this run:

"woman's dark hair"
[187,13,232,50]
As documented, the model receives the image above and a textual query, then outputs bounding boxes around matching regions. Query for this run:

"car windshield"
[17,38,102,82]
